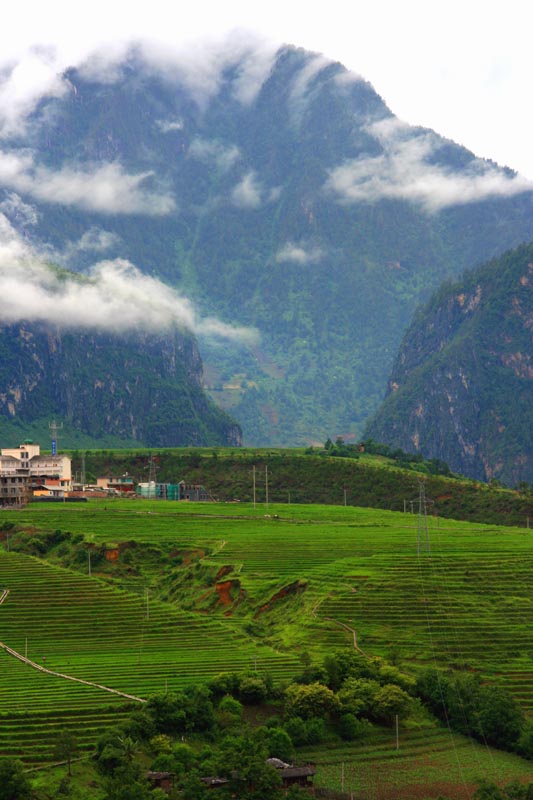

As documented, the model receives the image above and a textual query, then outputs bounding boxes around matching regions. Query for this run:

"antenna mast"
[49,419,63,455]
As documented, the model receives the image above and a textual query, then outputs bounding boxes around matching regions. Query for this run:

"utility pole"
[148,455,157,499]
[88,549,91,577]
[343,487,347,507]
[416,481,433,556]
[252,466,256,510]
[265,465,269,509]
[395,714,399,750]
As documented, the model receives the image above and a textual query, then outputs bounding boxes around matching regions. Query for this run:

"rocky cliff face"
[364,243,533,485]
[0,323,242,447]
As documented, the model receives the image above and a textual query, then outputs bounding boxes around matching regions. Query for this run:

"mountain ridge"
[364,242,533,485]
[1,42,532,450]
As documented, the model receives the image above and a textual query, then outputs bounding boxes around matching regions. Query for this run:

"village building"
[96,475,136,494]
[0,441,72,503]
[136,480,213,501]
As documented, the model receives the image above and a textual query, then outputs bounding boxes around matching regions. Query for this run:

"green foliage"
[475,686,525,750]
[417,669,526,752]
[473,780,533,800]
[373,683,412,723]
[53,729,78,776]
[238,675,269,705]
[0,759,31,800]
[266,727,295,762]
[284,682,340,720]
[366,243,533,485]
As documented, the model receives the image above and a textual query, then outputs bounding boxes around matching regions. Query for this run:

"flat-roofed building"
[0,441,72,498]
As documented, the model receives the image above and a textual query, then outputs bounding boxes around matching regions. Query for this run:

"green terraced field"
[0,548,299,762]
[1,498,532,770]
[300,727,533,799]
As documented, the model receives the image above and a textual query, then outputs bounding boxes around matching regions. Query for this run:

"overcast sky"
[1,0,532,178]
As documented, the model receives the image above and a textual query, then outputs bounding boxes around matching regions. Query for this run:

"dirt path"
[0,591,145,703]
[311,596,369,657]
[0,640,147,702]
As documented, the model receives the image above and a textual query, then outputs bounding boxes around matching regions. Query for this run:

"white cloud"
[156,118,184,133]
[289,53,333,125]
[276,241,323,264]
[325,118,533,212]
[230,171,264,209]
[188,138,240,172]
[0,192,38,226]
[74,228,121,253]
[0,213,257,343]
[135,32,277,109]
[0,49,69,138]
[49,227,122,266]
[0,150,176,215]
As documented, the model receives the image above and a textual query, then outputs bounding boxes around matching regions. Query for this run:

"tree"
[0,759,31,800]
[239,675,268,705]
[145,692,187,733]
[373,683,412,724]
[266,727,294,762]
[285,682,340,720]
[53,729,78,776]
[474,686,524,750]
[337,677,381,716]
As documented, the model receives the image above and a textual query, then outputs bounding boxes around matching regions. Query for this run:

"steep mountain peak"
[365,243,533,485]
[0,41,532,452]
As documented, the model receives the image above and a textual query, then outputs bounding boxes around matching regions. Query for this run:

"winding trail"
[0,591,145,703]
[311,596,369,658]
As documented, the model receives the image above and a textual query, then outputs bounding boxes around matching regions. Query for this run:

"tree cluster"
[417,668,532,756]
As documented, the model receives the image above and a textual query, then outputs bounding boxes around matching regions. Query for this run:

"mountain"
[364,243,533,485]
[0,317,241,449]
[1,42,533,446]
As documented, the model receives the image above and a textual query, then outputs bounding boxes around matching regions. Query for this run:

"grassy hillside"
[69,447,533,526]
[1,498,532,797]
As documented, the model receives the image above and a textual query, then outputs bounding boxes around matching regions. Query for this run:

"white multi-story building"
[0,441,72,500]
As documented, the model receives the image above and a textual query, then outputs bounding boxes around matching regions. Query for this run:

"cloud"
[0,213,257,343]
[188,138,240,172]
[139,32,277,107]
[229,171,281,209]
[72,228,121,253]
[0,150,176,215]
[0,192,38,226]
[289,52,334,126]
[325,117,533,212]
[0,35,277,153]
[230,171,264,209]
[156,118,184,133]
[276,241,323,264]
[0,49,69,138]
[47,227,122,266]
